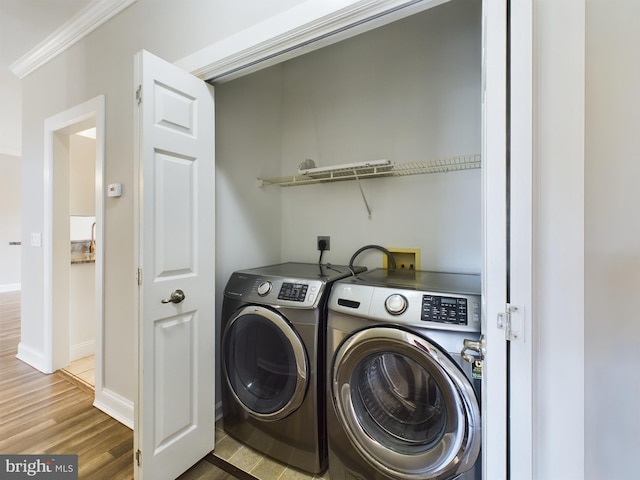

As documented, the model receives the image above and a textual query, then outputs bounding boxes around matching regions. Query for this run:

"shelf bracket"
[353,170,372,219]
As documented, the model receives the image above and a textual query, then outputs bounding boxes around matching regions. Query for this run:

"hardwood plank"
[0,291,245,480]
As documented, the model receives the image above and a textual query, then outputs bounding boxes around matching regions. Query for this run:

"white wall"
[69,263,95,360]
[0,153,21,290]
[217,0,482,276]
[19,0,305,416]
[278,2,481,272]
[214,65,285,398]
[0,68,21,156]
[533,1,585,478]
[69,135,96,217]
[585,1,640,478]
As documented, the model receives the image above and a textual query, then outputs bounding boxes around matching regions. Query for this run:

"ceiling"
[0,0,129,156]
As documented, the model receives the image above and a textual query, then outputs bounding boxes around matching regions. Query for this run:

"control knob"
[385,294,408,315]
[257,281,272,296]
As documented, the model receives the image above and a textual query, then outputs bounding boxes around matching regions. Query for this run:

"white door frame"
[481,0,508,477]
[175,0,532,478]
[42,95,106,402]
[508,0,534,478]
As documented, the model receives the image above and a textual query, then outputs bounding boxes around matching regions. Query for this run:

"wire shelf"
[257,154,481,187]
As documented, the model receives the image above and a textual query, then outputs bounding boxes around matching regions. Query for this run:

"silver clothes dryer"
[220,262,364,474]
[326,268,482,480]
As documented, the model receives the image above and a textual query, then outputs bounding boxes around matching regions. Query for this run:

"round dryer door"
[331,326,481,480]
[222,305,308,421]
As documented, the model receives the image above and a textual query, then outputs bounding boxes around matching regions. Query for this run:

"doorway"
[131,0,528,477]
[43,96,106,408]
[60,129,99,391]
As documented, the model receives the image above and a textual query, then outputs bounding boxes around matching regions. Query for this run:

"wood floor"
[0,291,247,480]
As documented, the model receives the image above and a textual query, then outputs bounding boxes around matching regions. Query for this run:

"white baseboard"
[0,283,21,293]
[70,340,95,362]
[94,387,134,429]
[16,342,52,373]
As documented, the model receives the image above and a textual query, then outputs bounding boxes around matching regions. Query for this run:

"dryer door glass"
[332,326,480,479]
[223,306,308,420]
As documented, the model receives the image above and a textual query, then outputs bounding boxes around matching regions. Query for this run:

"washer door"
[223,305,308,421]
[332,326,480,480]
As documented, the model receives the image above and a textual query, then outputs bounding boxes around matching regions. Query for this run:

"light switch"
[30,233,41,247]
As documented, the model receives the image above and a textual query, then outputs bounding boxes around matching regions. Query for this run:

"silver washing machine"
[221,262,365,474]
[327,268,482,480]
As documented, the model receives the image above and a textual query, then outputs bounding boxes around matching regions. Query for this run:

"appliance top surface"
[344,268,481,295]
[224,262,367,309]
[234,262,365,283]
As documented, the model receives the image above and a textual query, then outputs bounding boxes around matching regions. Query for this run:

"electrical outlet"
[30,233,42,247]
[317,236,330,251]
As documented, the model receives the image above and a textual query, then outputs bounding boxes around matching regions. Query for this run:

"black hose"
[349,244,397,270]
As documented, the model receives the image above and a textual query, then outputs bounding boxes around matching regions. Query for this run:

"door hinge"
[497,303,524,342]
[137,267,142,286]
[136,85,142,105]
[135,449,142,467]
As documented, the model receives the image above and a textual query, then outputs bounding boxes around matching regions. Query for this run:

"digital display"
[441,298,457,305]
[278,282,308,302]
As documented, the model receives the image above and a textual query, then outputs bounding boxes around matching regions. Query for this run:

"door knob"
[161,289,185,304]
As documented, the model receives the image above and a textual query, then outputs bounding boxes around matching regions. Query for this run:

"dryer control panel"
[278,282,309,302]
[224,273,325,308]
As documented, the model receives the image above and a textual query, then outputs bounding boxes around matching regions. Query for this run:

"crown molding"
[176,0,447,83]
[9,0,137,79]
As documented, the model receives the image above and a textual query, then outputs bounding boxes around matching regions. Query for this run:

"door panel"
[134,49,215,480]
[154,313,196,450]
[154,151,196,277]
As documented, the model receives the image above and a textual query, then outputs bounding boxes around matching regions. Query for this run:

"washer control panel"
[422,295,469,325]
[330,280,481,332]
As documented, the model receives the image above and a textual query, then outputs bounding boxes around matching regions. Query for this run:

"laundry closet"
[214,0,481,317]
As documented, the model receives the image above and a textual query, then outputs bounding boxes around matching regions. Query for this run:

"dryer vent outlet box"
[383,248,421,270]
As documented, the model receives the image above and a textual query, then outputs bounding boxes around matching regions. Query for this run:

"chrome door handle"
[161,289,185,304]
